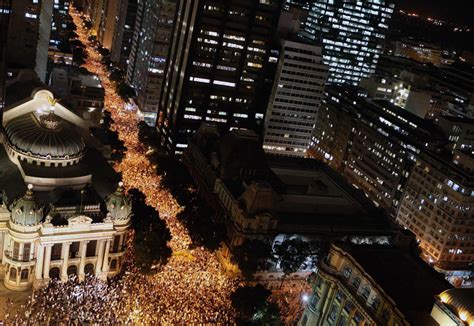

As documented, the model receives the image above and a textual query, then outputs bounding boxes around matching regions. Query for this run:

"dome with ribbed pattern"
[4,112,85,159]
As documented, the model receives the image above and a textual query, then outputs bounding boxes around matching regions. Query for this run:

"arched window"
[9,267,17,281]
[49,267,60,279]
[84,263,94,275]
[67,265,78,276]
[20,269,29,281]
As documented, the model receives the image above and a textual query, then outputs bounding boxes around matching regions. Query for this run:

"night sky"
[394,0,474,26]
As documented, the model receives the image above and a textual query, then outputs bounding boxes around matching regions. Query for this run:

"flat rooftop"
[339,243,452,321]
[267,156,392,236]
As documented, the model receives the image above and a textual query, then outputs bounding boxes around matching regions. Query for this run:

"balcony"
[4,251,35,264]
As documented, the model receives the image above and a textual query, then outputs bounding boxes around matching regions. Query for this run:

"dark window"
[84,263,94,275]
[49,267,60,279]
[70,242,80,258]
[23,243,31,261]
[67,265,77,276]
[20,269,29,281]
[51,243,62,260]
[112,235,120,253]
[9,267,17,280]
[352,277,361,289]
[86,240,97,257]
[328,303,338,322]
[13,242,20,260]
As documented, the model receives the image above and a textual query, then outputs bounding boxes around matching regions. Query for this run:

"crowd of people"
[8,8,239,324]
[8,7,306,324]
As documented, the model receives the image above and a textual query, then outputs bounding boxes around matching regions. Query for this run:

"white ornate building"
[0,87,131,291]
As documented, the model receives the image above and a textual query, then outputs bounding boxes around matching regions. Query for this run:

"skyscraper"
[159,0,282,154]
[126,0,177,126]
[263,39,327,157]
[0,0,12,114]
[301,0,394,85]
[110,0,138,69]
[4,0,54,82]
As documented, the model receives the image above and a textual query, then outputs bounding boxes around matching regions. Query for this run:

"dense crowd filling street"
[6,7,238,325]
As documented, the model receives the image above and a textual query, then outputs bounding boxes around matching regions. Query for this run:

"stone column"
[43,245,52,280]
[102,239,110,272]
[78,241,89,280]
[61,242,71,281]
[35,245,45,279]
[95,240,106,274]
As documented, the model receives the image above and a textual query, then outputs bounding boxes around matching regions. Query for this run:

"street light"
[302,294,309,303]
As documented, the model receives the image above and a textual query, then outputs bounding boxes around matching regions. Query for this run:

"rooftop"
[336,243,452,321]
[267,156,392,236]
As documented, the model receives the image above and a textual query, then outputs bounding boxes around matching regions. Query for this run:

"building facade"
[184,125,396,275]
[263,39,327,157]
[109,0,138,68]
[396,151,474,287]
[300,0,394,85]
[126,0,176,126]
[4,0,54,82]
[309,86,446,213]
[299,243,451,326]
[159,0,282,154]
[0,0,11,113]
[0,87,131,291]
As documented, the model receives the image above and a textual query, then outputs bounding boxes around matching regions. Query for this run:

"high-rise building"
[298,242,451,326]
[97,0,121,51]
[0,0,12,114]
[300,0,394,85]
[49,0,70,48]
[263,39,327,157]
[126,0,176,126]
[4,0,54,82]
[396,150,474,287]
[109,0,138,69]
[159,0,282,154]
[309,86,446,212]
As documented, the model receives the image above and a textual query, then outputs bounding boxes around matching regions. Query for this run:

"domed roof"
[105,182,132,220]
[10,185,43,226]
[439,288,474,323]
[4,112,85,159]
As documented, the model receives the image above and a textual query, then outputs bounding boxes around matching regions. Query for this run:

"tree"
[128,188,172,273]
[117,82,135,100]
[72,47,87,66]
[98,47,111,57]
[176,198,225,251]
[273,238,312,287]
[231,239,272,278]
[83,20,92,29]
[231,284,281,325]
[252,301,282,325]
[91,110,127,163]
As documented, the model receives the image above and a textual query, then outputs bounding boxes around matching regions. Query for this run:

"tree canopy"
[231,239,272,278]
[128,188,172,273]
[272,238,313,276]
[230,284,281,325]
